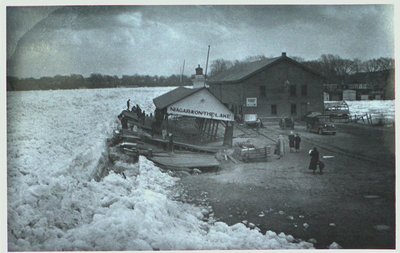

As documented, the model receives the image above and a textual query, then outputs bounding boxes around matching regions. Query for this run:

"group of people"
[275,131,324,174]
[275,131,301,158]
[127,99,146,124]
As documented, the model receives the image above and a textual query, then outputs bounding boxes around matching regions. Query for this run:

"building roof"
[208,53,323,84]
[208,57,279,83]
[153,86,204,109]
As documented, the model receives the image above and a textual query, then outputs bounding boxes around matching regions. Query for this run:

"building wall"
[342,90,357,101]
[209,60,324,119]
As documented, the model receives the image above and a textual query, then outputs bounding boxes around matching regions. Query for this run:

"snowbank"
[346,100,395,124]
[7,87,314,250]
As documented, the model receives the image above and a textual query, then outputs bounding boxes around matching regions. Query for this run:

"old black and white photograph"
[3,1,397,251]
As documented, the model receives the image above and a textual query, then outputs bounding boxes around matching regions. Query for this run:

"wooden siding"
[209,59,324,119]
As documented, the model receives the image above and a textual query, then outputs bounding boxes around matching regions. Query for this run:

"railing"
[349,113,373,125]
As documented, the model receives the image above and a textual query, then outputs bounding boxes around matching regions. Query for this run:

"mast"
[204,45,210,81]
[180,59,185,83]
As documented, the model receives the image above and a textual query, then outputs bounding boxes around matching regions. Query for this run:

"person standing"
[309,147,320,174]
[288,131,295,152]
[168,133,174,153]
[276,135,285,159]
[161,121,167,140]
[141,111,146,125]
[121,115,128,129]
[294,133,301,152]
[151,121,157,138]
[136,104,142,118]
[126,99,130,110]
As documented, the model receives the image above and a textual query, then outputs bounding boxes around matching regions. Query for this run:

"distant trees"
[209,55,268,77]
[303,55,394,83]
[303,54,359,83]
[362,58,394,72]
[7,54,395,91]
[7,73,192,91]
[208,53,394,84]
[209,59,231,77]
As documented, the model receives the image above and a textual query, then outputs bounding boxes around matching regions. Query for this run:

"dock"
[113,128,224,170]
[119,129,223,154]
[116,99,234,170]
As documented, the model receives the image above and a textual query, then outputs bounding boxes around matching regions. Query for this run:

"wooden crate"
[237,146,271,162]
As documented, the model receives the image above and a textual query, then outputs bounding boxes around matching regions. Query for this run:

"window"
[271,104,277,115]
[301,85,307,96]
[290,85,296,97]
[259,86,266,97]
[291,104,297,115]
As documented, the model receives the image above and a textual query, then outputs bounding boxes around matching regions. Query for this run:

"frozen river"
[7,87,317,251]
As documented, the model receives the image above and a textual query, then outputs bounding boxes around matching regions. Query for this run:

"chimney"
[193,64,206,88]
[282,52,287,57]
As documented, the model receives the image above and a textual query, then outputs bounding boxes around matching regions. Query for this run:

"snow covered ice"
[346,100,394,124]
[11,87,393,250]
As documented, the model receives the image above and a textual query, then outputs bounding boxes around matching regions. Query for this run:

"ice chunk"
[329,242,342,249]
[308,238,317,244]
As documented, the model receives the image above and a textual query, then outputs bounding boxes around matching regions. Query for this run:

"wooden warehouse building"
[207,52,325,120]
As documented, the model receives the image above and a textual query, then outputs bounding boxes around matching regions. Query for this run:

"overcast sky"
[6,4,394,78]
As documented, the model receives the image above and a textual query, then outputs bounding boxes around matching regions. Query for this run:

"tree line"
[7,73,193,91]
[209,54,394,83]
[7,54,394,91]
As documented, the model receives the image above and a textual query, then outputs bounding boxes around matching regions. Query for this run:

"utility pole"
[180,59,185,83]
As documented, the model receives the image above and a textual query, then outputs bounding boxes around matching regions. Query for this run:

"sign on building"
[165,88,234,121]
[246,97,257,107]
[168,106,232,121]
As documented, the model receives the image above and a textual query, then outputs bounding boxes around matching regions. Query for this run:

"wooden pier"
[114,127,224,170]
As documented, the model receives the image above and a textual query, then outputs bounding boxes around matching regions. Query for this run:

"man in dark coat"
[309,147,319,174]
[151,121,158,138]
[127,99,130,110]
[136,104,142,118]
[294,133,301,152]
[121,116,128,129]
[288,131,295,152]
